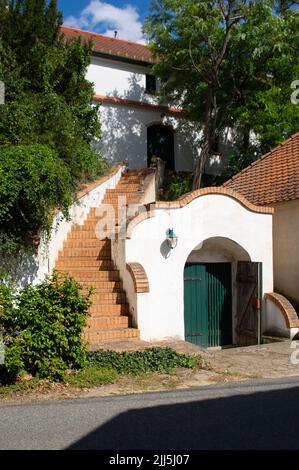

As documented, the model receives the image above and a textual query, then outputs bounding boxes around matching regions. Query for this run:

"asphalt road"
[1,377,299,450]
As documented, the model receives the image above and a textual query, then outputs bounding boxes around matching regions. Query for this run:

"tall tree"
[0,0,103,182]
[144,0,299,188]
[0,1,106,248]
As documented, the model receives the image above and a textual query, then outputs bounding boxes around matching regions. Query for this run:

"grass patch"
[0,377,40,396]
[88,347,202,375]
[66,366,119,389]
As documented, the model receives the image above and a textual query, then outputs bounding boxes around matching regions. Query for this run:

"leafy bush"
[88,347,201,375]
[0,144,73,242]
[162,172,193,201]
[0,272,92,384]
[0,282,24,384]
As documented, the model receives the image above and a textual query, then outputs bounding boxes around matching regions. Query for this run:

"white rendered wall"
[87,56,231,174]
[125,194,274,341]
[96,101,200,171]
[87,57,156,103]
[15,165,126,288]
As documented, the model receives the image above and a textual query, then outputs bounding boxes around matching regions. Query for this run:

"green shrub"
[0,341,25,385]
[0,272,92,384]
[0,281,24,384]
[88,347,201,375]
[163,173,193,201]
[0,144,73,242]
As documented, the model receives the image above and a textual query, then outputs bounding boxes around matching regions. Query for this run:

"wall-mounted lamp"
[166,228,178,250]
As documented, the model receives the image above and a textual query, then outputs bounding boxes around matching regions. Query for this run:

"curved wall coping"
[126,262,150,293]
[126,209,156,239]
[155,187,274,214]
[265,293,299,328]
[126,187,274,239]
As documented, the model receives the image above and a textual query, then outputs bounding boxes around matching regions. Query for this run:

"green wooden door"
[184,263,232,348]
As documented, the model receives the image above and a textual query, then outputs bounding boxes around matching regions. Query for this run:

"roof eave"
[92,50,154,67]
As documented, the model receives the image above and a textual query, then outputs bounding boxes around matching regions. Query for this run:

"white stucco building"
[11,28,298,350]
[62,25,230,175]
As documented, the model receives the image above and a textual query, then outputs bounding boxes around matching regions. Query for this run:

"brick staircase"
[55,169,152,345]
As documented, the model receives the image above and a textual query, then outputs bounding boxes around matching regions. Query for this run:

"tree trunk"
[192,85,215,190]
[243,127,250,151]
[193,137,210,189]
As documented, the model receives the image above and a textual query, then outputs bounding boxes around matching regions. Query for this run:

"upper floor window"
[145,74,157,94]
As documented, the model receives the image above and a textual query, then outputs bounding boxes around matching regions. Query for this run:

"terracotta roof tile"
[223,132,299,205]
[61,25,154,64]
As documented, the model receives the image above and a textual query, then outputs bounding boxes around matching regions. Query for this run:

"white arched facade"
[124,191,274,342]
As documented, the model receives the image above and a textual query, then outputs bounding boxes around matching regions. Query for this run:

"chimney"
[114,30,118,39]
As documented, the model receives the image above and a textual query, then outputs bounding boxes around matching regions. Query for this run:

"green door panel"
[184,264,208,348]
[184,263,232,348]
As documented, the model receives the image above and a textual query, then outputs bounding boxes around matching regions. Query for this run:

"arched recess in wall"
[147,123,175,170]
[183,236,258,350]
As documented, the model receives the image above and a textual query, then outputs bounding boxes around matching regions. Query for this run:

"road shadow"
[67,385,299,450]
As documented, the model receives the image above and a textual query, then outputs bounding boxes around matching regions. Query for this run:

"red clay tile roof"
[223,132,299,205]
[61,25,154,64]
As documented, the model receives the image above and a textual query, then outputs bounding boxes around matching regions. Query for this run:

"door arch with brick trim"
[184,237,262,348]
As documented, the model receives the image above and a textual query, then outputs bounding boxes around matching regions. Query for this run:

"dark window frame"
[145,74,157,94]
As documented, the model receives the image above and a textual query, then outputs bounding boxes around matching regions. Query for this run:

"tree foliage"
[0,144,72,239]
[0,0,107,247]
[144,0,299,187]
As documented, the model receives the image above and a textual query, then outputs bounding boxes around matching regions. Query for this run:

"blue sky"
[58,0,152,43]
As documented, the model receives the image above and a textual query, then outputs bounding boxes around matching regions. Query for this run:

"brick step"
[84,220,120,227]
[116,185,140,190]
[90,291,126,302]
[58,268,117,279]
[89,304,127,315]
[117,180,143,184]
[82,288,123,295]
[102,200,138,207]
[73,272,120,282]
[103,190,138,197]
[106,189,141,195]
[56,259,114,269]
[105,193,140,198]
[58,248,111,258]
[58,253,111,262]
[85,316,129,330]
[71,222,103,231]
[83,328,140,343]
[88,208,119,215]
[67,231,102,239]
[79,281,122,290]
[91,297,127,305]
[71,222,119,231]
[62,239,111,248]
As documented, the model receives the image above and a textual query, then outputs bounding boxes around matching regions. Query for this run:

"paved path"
[1,377,299,450]
[208,340,299,379]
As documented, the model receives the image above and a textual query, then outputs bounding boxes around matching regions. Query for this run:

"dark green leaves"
[0,271,91,383]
